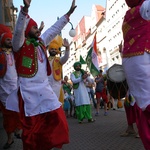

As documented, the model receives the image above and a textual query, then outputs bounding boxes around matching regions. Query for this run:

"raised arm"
[60,38,70,65]
[12,0,31,51]
[40,0,77,47]
[22,0,31,13]
[65,0,77,17]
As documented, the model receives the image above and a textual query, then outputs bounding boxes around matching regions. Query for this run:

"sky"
[13,0,106,40]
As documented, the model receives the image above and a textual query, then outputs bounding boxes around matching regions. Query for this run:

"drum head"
[107,64,125,82]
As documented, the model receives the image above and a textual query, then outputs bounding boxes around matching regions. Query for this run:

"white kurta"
[70,72,90,106]
[0,53,18,106]
[48,51,69,100]
[123,1,150,111]
[10,9,69,116]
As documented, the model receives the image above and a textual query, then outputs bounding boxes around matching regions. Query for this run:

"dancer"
[0,24,22,149]
[48,35,70,104]
[122,0,150,149]
[11,0,77,149]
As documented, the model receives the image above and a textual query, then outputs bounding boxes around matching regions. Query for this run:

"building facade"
[0,0,129,79]
[0,0,17,32]
[63,0,129,78]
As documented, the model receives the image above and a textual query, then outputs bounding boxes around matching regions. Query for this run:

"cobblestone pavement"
[0,106,145,150]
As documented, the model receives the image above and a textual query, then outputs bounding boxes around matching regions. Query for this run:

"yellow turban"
[48,35,63,51]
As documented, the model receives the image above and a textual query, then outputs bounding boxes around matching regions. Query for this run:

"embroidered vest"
[0,48,7,78]
[14,39,51,78]
[72,71,81,89]
[122,6,150,57]
[52,57,62,81]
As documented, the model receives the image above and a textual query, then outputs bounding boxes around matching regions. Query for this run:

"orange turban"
[125,0,144,8]
[25,18,38,37]
[48,35,63,51]
[0,24,12,45]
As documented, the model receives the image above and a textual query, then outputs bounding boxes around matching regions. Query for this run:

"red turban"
[125,0,144,8]
[25,18,38,37]
[0,24,12,45]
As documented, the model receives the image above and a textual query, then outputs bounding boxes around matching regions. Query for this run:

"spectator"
[63,90,71,118]
[85,73,97,108]
[95,70,108,116]
[63,75,74,117]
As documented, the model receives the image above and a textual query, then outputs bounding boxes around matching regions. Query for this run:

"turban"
[0,24,12,45]
[48,35,63,51]
[25,18,38,37]
[73,62,82,69]
[125,0,144,8]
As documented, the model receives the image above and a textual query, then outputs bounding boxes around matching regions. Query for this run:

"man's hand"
[63,38,70,50]
[66,0,77,17]
[82,74,88,79]
[39,21,44,32]
[23,0,31,8]
[23,0,31,13]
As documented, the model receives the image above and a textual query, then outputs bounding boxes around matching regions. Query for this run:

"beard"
[6,45,12,48]
[28,31,39,40]
[3,42,12,48]
[49,51,57,56]
[75,68,81,71]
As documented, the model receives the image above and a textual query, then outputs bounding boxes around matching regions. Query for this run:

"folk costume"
[48,35,70,104]
[11,7,70,150]
[70,62,94,123]
[121,94,142,137]
[122,0,150,149]
[0,24,21,148]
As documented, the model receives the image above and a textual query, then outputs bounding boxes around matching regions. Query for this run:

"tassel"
[124,95,130,107]
[117,91,123,108]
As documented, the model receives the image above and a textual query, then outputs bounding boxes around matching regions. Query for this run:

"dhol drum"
[107,64,128,99]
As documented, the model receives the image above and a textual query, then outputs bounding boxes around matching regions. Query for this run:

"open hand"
[39,21,44,32]
[66,0,77,17]
[23,0,31,8]
[63,38,70,50]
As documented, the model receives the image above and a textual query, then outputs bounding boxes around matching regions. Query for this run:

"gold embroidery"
[145,48,150,53]
[122,49,150,58]
[2,48,12,54]
[122,23,131,38]
[129,38,135,46]
[130,7,135,14]
[48,56,55,61]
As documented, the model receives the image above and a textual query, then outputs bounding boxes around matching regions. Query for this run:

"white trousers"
[122,52,150,111]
